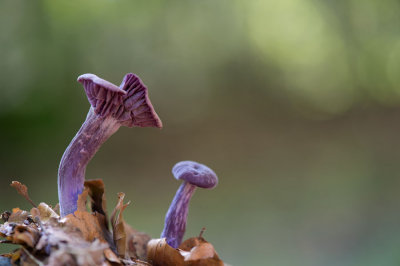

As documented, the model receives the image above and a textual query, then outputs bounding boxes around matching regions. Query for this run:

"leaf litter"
[0,181,227,266]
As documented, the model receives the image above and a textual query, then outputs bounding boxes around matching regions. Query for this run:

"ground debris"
[1,180,226,266]
[0,180,151,266]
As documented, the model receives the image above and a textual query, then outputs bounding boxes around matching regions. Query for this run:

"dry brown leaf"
[30,207,40,219]
[8,208,30,223]
[124,221,151,260]
[181,242,215,261]
[179,237,203,252]
[32,202,59,222]
[147,238,184,266]
[1,181,138,266]
[109,192,151,261]
[1,180,170,265]
[10,181,36,208]
[148,236,224,266]
[179,236,224,266]
[111,192,129,258]
[104,248,121,264]
[84,179,108,219]
[84,179,114,251]
[12,225,39,248]
[64,189,108,243]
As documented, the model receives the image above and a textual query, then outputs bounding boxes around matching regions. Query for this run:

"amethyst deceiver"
[58,73,162,217]
[161,161,218,248]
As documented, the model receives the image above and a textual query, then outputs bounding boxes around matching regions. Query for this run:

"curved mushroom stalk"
[161,161,218,248]
[161,183,196,248]
[58,110,119,217]
[58,73,162,217]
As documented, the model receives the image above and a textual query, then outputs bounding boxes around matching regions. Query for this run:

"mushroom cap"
[78,74,126,94]
[78,73,162,128]
[172,161,218,189]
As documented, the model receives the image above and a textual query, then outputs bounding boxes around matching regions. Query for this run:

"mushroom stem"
[161,182,196,248]
[58,108,120,217]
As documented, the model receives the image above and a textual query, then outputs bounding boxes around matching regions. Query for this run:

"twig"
[199,227,206,238]
[10,181,37,208]
[21,247,44,266]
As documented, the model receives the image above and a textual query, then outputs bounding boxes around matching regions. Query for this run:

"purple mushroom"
[58,73,162,217]
[161,161,218,248]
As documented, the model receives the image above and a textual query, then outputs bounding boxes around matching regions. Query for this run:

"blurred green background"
[1,0,400,265]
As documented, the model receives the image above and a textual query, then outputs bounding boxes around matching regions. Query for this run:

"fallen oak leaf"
[124,223,151,261]
[179,231,224,266]
[147,235,224,266]
[0,213,39,249]
[84,179,108,219]
[110,192,151,261]
[12,225,39,248]
[10,181,36,208]
[2,180,157,266]
[178,228,206,252]
[180,242,215,261]
[64,189,108,243]
[8,208,30,223]
[84,179,114,251]
[180,244,223,266]
[30,203,59,222]
[38,203,59,221]
[147,238,184,266]
[103,247,121,264]
[111,192,129,258]
[181,240,223,266]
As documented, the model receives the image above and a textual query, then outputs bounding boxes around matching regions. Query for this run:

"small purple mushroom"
[161,161,218,248]
[58,73,162,217]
